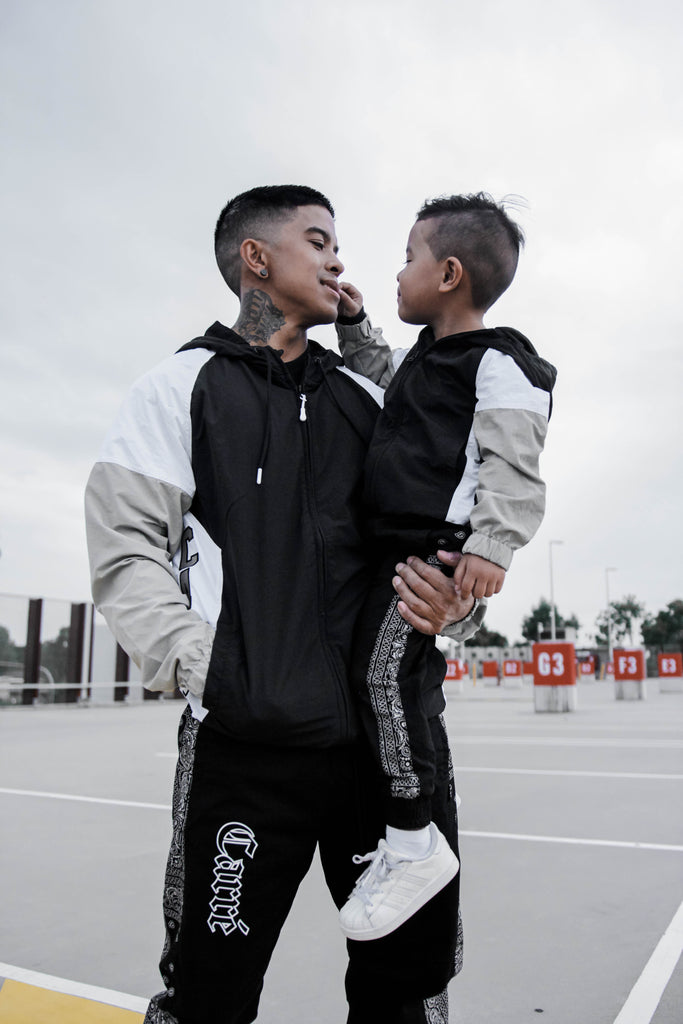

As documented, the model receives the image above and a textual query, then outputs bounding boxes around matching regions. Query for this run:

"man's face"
[267,205,344,327]
[396,220,442,325]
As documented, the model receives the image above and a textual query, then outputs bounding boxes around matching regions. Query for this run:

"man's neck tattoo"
[234,290,287,346]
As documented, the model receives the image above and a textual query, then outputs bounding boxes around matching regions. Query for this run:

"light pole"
[549,540,563,640]
[605,567,617,663]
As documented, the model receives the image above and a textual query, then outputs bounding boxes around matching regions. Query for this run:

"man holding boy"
[85,185,482,1024]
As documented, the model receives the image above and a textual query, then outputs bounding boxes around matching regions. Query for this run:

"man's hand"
[453,553,505,600]
[338,282,364,319]
[393,552,475,635]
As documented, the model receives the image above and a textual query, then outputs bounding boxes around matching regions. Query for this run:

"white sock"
[385,824,432,858]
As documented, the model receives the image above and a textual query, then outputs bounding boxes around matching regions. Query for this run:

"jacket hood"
[421,324,557,398]
[177,322,347,487]
[178,321,344,378]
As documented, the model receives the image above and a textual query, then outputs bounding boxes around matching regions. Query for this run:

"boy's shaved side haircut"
[417,192,525,311]
[215,184,335,296]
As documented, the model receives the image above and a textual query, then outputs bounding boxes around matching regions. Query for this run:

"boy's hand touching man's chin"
[452,552,506,600]
[338,281,364,319]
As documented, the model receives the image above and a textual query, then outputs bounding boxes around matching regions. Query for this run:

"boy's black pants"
[144,707,462,1024]
[351,549,455,830]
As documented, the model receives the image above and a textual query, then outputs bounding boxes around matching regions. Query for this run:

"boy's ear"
[438,257,463,293]
[240,238,269,279]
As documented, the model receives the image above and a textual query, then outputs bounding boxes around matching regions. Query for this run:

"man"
[85,185,483,1023]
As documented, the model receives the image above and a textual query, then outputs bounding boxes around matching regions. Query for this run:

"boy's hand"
[453,553,506,600]
[338,282,364,319]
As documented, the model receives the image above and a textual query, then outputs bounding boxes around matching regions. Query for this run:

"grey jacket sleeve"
[460,351,550,570]
[84,350,216,696]
[335,315,409,388]
[85,463,215,695]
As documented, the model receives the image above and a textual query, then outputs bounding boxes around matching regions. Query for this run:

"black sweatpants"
[351,549,456,830]
[144,707,462,1024]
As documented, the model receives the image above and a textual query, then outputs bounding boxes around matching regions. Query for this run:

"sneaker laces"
[349,842,407,907]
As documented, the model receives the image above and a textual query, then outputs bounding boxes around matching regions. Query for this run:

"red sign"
[579,658,595,676]
[658,653,682,678]
[523,661,534,675]
[533,642,576,686]
[445,659,462,681]
[482,660,499,678]
[503,659,522,677]
[614,649,646,681]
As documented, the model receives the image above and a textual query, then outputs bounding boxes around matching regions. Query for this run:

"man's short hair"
[416,193,525,310]
[215,185,335,296]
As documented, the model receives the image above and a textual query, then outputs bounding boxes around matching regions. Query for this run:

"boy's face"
[267,205,344,327]
[396,220,443,325]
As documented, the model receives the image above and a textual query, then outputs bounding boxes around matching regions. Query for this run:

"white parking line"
[3,787,682,853]
[0,787,169,810]
[612,899,683,1024]
[458,766,683,781]
[0,961,148,1012]
[460,830,683,852]
[453,736,683,748]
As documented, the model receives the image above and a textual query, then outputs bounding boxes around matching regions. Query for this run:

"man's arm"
[85,350,217,696]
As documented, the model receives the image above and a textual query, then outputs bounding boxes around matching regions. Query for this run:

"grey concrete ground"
[1,679,682,1023]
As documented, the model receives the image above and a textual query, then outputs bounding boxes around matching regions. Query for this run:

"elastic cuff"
[336,306,367,326]
[386,793,433,829]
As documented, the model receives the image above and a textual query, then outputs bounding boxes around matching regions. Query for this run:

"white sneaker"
[339,823,459,941]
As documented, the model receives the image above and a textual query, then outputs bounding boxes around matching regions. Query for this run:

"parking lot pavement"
[1,679,681,1023]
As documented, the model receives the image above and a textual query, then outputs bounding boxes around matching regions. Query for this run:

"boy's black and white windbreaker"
[85,324,388,747]
[337,317,557,571]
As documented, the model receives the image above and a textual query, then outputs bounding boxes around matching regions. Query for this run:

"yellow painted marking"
[0,980,144,1022]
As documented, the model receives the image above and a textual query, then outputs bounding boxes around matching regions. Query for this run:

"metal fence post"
[22,598,43,705]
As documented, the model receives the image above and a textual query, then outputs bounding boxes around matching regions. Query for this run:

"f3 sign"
[533,643,576,687]
[614,649,645,681]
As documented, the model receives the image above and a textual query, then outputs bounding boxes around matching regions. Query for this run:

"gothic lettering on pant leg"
[207,822,258,937]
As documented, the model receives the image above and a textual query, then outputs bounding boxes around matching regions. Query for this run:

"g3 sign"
[533,643,576,686]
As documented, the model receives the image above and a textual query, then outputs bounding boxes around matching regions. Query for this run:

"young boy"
[335,193,556,941]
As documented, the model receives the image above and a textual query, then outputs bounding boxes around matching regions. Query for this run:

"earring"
[259,268,268,278]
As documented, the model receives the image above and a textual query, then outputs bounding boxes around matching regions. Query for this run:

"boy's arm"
[84,353,216,697]
[335,283,409,388]
[457,349,551,573]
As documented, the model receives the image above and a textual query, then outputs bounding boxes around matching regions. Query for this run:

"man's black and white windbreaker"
[85,323,388,747]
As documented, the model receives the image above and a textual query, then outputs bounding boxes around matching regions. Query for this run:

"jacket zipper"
[298,387,352,736]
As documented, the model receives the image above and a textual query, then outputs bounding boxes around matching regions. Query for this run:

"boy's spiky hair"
[416,192,525,310]
[214,185,335,296]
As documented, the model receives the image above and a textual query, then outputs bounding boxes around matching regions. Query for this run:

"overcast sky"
[1,0,681,647]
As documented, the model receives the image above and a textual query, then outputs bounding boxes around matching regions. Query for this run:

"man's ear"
[240,238,269,279]
[439,257,463,293]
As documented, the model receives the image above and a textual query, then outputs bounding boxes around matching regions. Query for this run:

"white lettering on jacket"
[207,822,258,937]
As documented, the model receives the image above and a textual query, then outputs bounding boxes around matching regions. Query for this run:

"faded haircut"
[416,193,525,310]
[214,185,335,296]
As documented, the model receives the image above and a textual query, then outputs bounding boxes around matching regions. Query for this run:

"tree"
[0,624,20,666]
[464,624,509,648]
[641,600,683,651]
[521,599,580,642]
[40,626,70,683]
[595,595,646,647]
